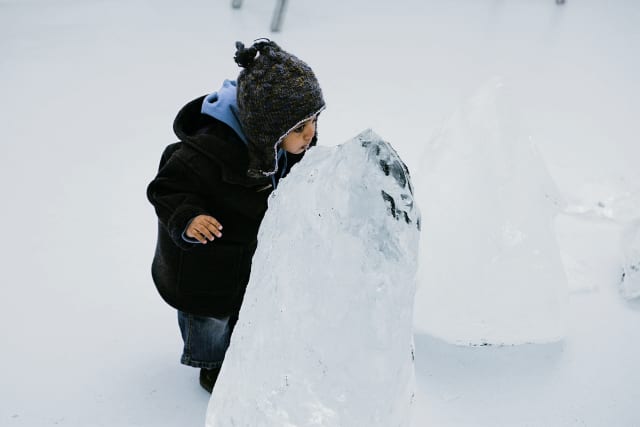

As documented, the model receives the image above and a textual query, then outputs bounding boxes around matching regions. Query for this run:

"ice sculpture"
[206,129,420,427]
[620,220,640,301]
[413,79,569,345]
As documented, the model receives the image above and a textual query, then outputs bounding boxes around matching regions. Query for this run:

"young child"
[147,39,325,393]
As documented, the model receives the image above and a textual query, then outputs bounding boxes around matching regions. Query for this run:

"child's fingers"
[188,226,209,244]
[205,216,223,231]
[204,217,223,237]
[187,219,212,243]
[195,224,216,241]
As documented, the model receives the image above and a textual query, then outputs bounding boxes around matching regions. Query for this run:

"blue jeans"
[177,311,232,369]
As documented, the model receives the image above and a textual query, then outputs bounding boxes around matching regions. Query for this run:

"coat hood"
[172,96,269,187]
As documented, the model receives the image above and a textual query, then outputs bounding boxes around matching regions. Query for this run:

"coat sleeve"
[147,144,210,250]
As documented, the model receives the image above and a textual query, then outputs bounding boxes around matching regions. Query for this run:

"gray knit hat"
[234,39,325,178]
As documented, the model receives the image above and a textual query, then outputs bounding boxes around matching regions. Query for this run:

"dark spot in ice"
[380,160,390,176]
[363,135,413,191]
[381,190,396,218]
[401,193,413,210]
[377,157,408,189]
[381,190,414,226]
[622,263,640,284]
[389,159,407,188]
[469,342,492,347]
[362,139,381,156]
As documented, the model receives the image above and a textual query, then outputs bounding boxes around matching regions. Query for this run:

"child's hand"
[186,215,223,244]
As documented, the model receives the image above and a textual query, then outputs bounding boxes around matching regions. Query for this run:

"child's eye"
[292,117,317,134]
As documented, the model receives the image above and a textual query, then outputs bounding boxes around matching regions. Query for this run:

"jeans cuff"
[180,353,224,369]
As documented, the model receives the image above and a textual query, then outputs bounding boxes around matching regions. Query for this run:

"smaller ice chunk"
[620,220,640,300]
[413,78,569,346]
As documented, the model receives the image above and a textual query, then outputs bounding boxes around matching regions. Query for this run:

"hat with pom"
[234,39,325,178]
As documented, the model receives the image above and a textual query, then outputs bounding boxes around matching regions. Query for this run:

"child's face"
[281,116,317,154]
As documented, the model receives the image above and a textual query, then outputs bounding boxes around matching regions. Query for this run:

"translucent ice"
[620,220,640,300]
[206,130,420,427]
[413,79,569,345]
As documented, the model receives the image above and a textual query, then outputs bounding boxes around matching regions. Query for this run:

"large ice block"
[206,130,420,427]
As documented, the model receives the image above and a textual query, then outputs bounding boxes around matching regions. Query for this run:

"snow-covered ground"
[1,0,639,425]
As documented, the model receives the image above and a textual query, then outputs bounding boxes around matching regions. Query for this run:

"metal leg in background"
[271,0,287,32]
[556,0,565,4]
[231,0,288,32]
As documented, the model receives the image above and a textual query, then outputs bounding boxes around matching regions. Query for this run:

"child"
[147,39,325,393]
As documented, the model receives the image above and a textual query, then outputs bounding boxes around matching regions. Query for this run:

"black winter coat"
[147,96,310,317]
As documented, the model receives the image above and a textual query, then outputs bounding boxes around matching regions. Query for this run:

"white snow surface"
[2,0,640,426]
[206,131,420,427]
[414,79,569,345]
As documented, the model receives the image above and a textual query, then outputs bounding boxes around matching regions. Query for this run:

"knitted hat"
[234,39,325,178]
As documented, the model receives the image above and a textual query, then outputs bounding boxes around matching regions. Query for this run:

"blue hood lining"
[201,79,249,146]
